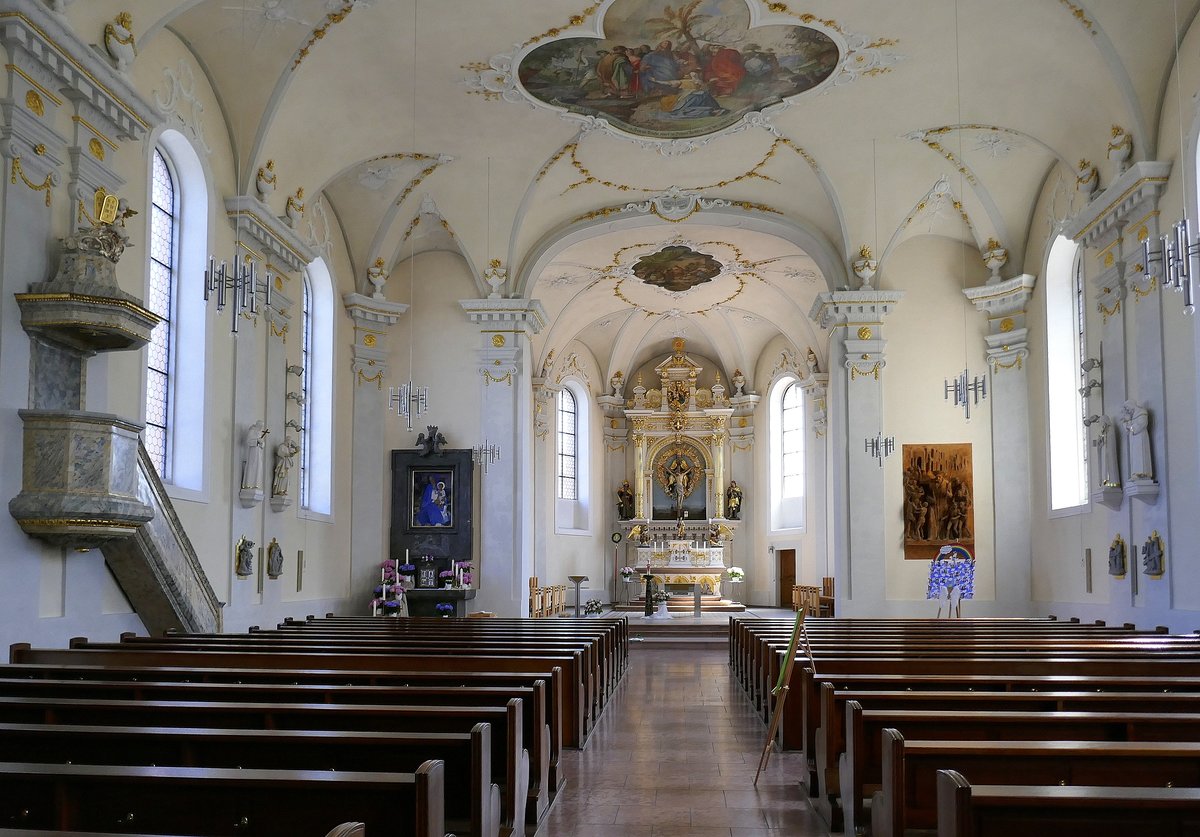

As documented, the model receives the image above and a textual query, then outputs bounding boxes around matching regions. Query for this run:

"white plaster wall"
[882,236,997,613]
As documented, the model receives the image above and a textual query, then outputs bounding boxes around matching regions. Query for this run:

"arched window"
[144,149,176,478]
[556,388,578,500]
[770,377,805,530]
[1046,234,1088,511]
[144,131,208,492]
[299,259,334,517]
[555,381,591,532]
[299,274,313,508]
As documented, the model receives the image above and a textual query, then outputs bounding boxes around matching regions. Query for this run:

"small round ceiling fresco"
[518,0,840,140]
[633,245,722,292]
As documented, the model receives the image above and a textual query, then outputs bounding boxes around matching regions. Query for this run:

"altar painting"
[902,444,974,560]
[516,0,840,139]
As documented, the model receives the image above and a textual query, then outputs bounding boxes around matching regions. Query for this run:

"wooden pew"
[841,704,1200,834]
[0,760,446,837]
[103,634,604,731]
[876,730,1200,837]
[936,768,1200,837]
[0,659,568,794]
[0,694,527,836]
[813,683,1200,801]
[0,827,364,837]
[0,721,497,837]
[10,644,591,751]
[0,675,548,827]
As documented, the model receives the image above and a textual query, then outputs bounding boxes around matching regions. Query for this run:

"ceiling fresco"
[517,0,839,139]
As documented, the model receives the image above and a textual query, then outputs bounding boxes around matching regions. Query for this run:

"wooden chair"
[795,585,821,618]
[820,576,835,617]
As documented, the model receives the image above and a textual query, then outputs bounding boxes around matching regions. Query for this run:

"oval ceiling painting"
[517,0,840,140]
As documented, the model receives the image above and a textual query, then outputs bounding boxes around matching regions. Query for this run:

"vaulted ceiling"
[84,0,1200,375]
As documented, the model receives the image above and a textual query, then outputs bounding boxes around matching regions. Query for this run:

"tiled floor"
[535,646,830,836]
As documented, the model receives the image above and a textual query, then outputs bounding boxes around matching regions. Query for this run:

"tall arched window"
[555,381,591,532]
[299,259,334,517]
[144,149,176,478]
[145,131,208,493]
[299,274,313,508]
[1046,234,1088,510]
[556,388,578,500]
[770,376,805,529]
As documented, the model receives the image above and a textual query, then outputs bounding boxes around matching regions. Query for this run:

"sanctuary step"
[627,619,729,649]
[614,594,745,614]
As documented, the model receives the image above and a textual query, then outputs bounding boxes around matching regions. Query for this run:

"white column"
[801,374,830,579]
[810,291,903,613]
[965,275,1036,607]
[343,293,408,612]
[460,299,547,616]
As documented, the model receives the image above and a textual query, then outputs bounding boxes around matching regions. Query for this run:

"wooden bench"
[102,634,605,733]
[0,659,569,794]
[11,644,592,751]
[813,683,1200,801]
[875,730,1200,837]
[0,759,446,837]
[936,768,1200,837]
[0,694,527,836]
[841,704,1200,834]
[0,721,497,837]
[0,675,548,828]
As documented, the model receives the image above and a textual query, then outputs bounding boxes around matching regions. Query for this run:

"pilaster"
[800,373,829,579]
[460,298,546,616]
[344,292,409,613]
[964,274,1036,606]
[809,290,903,613]
[1066,160,1172,613]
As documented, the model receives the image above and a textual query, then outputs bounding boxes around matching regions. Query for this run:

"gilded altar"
[635,541,726,593]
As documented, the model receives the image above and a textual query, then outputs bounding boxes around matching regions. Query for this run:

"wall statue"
[267,538,284,579]
[241,420,269,490]
[1121,400,1153,481]
[235,536,255,577]
[272,437,300,497]
[616,480,634,520]
[725,481,743,520]
[1092,415,1118,488]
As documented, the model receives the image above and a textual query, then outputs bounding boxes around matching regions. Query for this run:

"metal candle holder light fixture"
[945,368,987,419]
[865,432,895,467]
[204,253,272,333]
[1142,219,1197,313]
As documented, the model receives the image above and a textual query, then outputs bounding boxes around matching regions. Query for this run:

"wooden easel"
[754,609,814,784]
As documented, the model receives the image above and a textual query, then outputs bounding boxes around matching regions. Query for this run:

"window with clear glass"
[1046,234,1089,510]
[299,274,313,508]
[557,388,578,500]
[145,149,176,478]
[771,376,805,529]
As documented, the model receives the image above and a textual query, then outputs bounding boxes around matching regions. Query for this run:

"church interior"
[3,0,1200,834]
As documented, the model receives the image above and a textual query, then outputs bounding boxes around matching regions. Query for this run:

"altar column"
[344,294,408,612]
[810,291,903,614]
[632,422,648,519]
[460,299,547,616]
[964,275,1036,608]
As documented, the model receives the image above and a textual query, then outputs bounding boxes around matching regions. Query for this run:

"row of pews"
[731,615,1200,836]
[0,613,628,837]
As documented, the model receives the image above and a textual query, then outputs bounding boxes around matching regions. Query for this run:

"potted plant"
[397,562,416,588]
[727,566,745,582]
[619,566,635,582]
[435,602,455,617]
[584,598,604,616]
[439,569,455,588]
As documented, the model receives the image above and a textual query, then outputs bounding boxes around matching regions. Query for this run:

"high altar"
[607,338,743,595]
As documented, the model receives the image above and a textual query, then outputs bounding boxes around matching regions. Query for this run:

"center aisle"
[535,645,829,836]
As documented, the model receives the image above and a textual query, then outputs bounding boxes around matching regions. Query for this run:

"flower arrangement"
[651,589,671,604]
[455,560,474,587]
[397,563,416,574]
[438,570,455,587]
[727,566,745,581]
[619,566,635,581]
[435,602,455,615]
[584,598,604,616]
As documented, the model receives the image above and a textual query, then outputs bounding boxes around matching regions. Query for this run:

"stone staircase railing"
[101,443,222,635]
